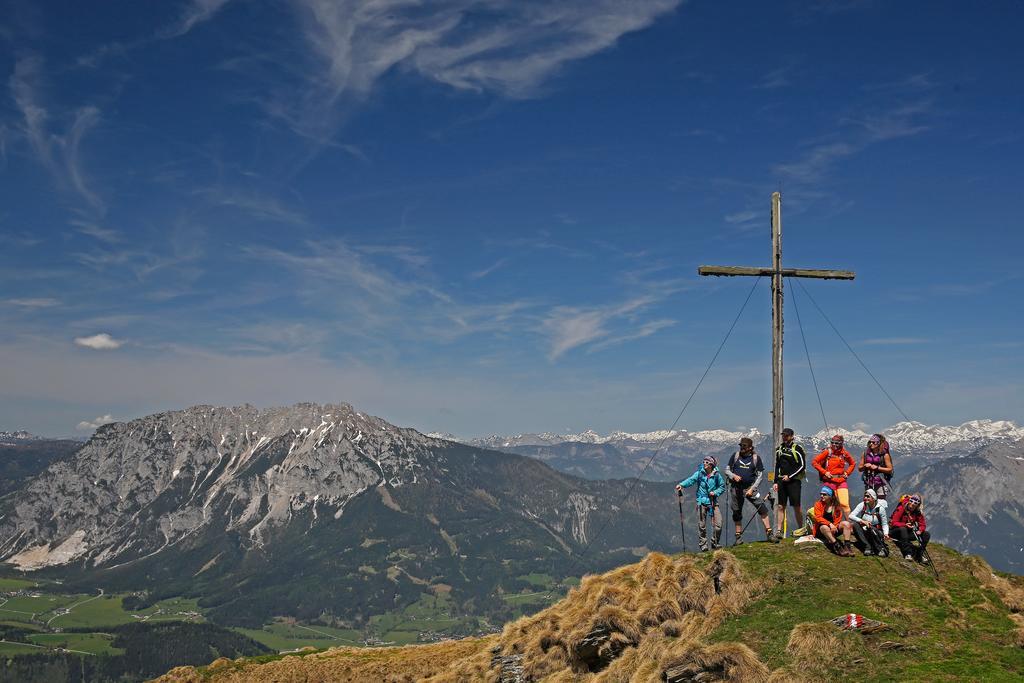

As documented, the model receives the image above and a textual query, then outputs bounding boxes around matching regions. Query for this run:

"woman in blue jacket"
[677,456,727,552]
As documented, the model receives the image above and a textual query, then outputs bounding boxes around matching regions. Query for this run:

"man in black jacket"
[724,437,775,544]
[772,427,806,538]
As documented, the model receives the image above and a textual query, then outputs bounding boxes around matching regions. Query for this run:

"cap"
[820,486,834,496]
[703,455,717,466]
[831,434,844,444]
[868,434,882,444]
[864,489,877,500]
[782,427,795,437]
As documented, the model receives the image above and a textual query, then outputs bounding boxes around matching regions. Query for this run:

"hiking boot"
[768,530,780,544]
[903,554,914,561]
[841,543,855,557]
[734,536,744,546]
[862,549,874,556]
[920,555,930,565]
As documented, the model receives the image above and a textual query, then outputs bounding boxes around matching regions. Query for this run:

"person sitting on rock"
[859,434,894,501]
[890,493,930,563]
[811,486,855,556]
[724,437,776,544]
[812,434,856,517]
[677,455,726,552]
[849,488,889,556]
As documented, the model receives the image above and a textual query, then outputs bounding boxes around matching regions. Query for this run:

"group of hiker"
[676,429,931,564]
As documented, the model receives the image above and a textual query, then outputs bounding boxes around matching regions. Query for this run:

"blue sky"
[1,0,1021,437]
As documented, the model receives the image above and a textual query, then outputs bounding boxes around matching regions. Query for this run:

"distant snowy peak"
[468,419,1022,453]
[0,430,39,443]
[468,427,766,449]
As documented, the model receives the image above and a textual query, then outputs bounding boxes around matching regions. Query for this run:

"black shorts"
[776,478,802,507]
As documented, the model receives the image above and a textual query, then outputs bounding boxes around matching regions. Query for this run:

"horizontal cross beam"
[698,265,855,280]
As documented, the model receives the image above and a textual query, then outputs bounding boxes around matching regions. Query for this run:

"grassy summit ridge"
[156,542,1024,682]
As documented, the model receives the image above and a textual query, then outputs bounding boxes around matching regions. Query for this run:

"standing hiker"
[677,456,726,552]
[812,434,856,518]
[849,489,889,556]
[725,437,776,544]
[811,486,855,556]
[890,493,930,563]
[773,427,806,539]
[859,434,894,501]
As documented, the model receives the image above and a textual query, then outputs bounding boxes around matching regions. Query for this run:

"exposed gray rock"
[0,403,445,569]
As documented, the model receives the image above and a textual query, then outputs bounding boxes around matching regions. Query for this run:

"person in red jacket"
[812,434,856,517]
[890,493,930,563]
[810,486,855,556]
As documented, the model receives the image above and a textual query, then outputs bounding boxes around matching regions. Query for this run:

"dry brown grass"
[867,598,916,620]
[766,621,862,683]
[1010,613,1024,648]
[426,550,763,682]
[155,551,766,683]
[966,555,1024,613]
[152,637,498,683]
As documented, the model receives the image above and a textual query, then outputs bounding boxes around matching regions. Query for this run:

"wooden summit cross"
[698,192,855,461]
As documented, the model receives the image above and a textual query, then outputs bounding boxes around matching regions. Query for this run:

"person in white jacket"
[849,489,889,556]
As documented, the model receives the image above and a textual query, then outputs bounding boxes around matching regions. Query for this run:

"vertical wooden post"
[771,192,784,465]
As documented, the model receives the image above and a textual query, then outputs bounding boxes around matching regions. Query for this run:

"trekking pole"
[911,525,939,580]
[737,489,774,542]
[677,491,687,553]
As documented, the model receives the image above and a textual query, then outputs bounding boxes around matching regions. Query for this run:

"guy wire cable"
[538,275,764,603]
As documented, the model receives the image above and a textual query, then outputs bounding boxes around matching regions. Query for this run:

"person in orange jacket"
[810,486,855,556]
[812,434,856,517]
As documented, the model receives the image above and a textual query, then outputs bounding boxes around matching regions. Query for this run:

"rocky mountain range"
[0,430,41,443]
[444,419,1024,482]
[0,403,678,627]
[902,439,1024,574]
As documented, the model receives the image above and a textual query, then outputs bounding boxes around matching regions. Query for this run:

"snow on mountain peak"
[466,419,1021,453]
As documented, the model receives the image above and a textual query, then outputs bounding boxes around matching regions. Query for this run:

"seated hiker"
[677,455,726,552]
[859,434,894,501]
[773,426,806,539]
[812,434,856,517]
[811,486,855,556]
[849,488,889,556]
[890,493,930,563]
[724,437,776,544]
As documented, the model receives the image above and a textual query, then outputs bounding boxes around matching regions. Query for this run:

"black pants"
[851,523,888,556]
[730,486,769,522]
[891,527,930,559]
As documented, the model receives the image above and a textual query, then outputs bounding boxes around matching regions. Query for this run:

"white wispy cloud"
[70,219,121,243]
[4,298,60,308]
[163,0,234,38]
[860,337,929,346]
[9,56,105,212]
[755,63,796,90]
[773,98,933,188]
[73,333,124,350]
[724,210,758,225]
[542,296,660,360]
[469,258,509,280]
[279,0,681,136]
[76,414,116,431]
[589,318,677,353]
[79,0,235,67]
